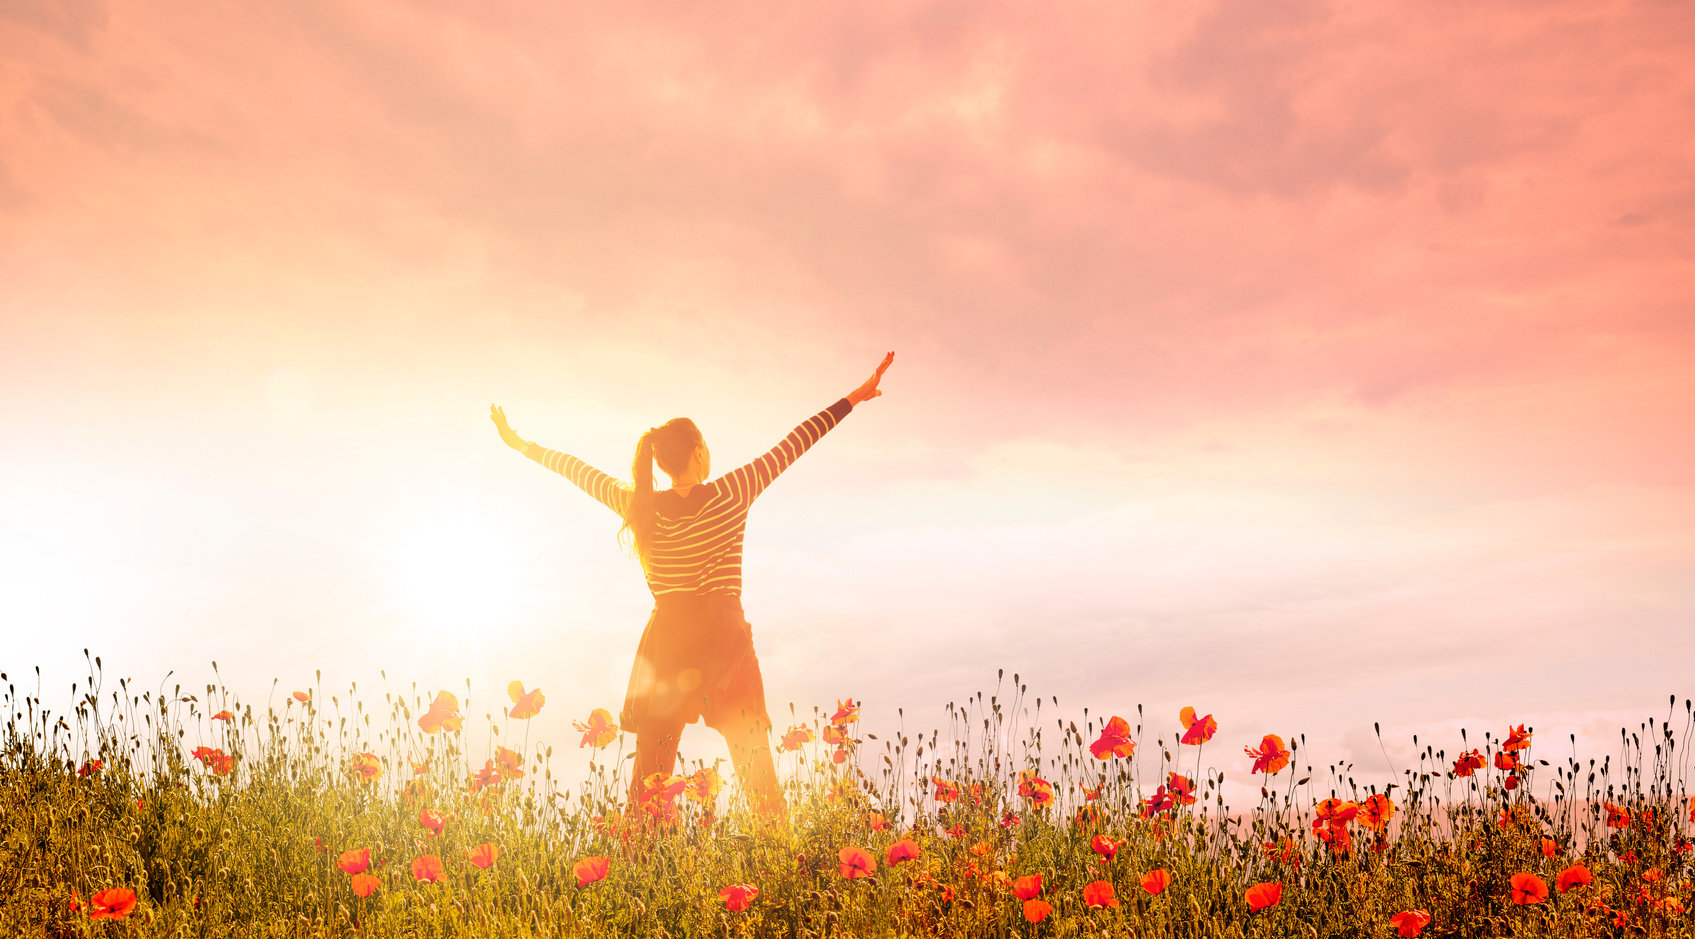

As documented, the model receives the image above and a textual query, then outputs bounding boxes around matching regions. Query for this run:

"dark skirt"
[620,592,771,736]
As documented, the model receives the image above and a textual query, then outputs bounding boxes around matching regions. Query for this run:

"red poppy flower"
[1083,784,1103,802]
[1142,869,1171,895]
[1604,803,1630,828]
[1090,835,1118,861]
[570,707,617,748]
[88,887,137,920]
[831,698,860,725]
[886,838,921,867]
[191,746,235,776]
[1017,771,1054,809]
[838,846,876,879]
[77,759,102,778]
[1389,909,1431,937]
[1245,734,1290,774]
[1451,749,1484,777]
[293,691,311,704]
[350,873,379,898]
[350,752,381,785]
[1246,881,1282,912]
[1090,716,1136,760]
[495,746,524,780]
[1264,838,1300,864]
[1315,798,1358,825]
[1541,838,1558,858]
[468,843,499,869]
[506,681,545,720]
[410,854,443,883]
[211,709,234,721]
[821,724,847,746]
[1360,794,1395,831]
[930,776,959,802]
[1554,864,1593,893]
[868,812,890,831]
[418,808,446,836]
[686,767,723,806]
[1179,706,1217,745]
[779,725,815,751]
[999,811,1021,829]
[1167,772,1197,805]
[1012,873,1043,900]
[418,691,463,734]
[574,855,610,886]
[1023,899,1052,923]
[1510,872,1548,904]
[641,772,688,803]
[1502,723,1532,752]
[719,883,759,912]
[338,848,371,875]
[1494,751,1520,773]
[1083,880,1118,909]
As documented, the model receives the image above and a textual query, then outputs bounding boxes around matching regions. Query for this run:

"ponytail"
[619,418,703,571]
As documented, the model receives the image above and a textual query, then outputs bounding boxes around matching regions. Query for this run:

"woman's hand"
[490,404,528,451]
[847,351,895,406]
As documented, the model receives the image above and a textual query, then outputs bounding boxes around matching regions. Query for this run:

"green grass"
[3,655,1692,937]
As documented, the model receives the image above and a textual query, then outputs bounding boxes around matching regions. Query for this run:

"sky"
[3,0,1693,808]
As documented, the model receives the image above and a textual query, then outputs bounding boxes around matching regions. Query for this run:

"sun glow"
[384,503,533,641]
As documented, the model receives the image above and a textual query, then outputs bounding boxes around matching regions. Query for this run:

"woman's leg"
[723,713,786,823]
[628,717,686,810]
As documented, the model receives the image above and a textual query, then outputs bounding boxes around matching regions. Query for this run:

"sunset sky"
[3,0,1692,802]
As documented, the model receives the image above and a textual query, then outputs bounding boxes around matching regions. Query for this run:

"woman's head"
[621,418,705,569]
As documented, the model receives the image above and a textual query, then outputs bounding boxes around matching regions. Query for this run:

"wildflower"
[88,887,137,920]
[867,812,890,831]
[1141,869,1171,895]
[1604,803,1630,828]
[1510,872,1548,904]
[1017,770,1054,809]
[293,691,311,704]
[350,752,381,785]
[1079,878,1119,908]
[686,767,723,805]
[1012,873,1043,900]
[1315,798,1358,825]
[838,846,876,879]
[77,759,102,778]
[1179,706,1217,744]
[779,725,814,751]
[1090,835,1118,861]
[1390,909,1432,937]
[211,709,234,721]
[1023,899,1053,922]
[418,809,446,837]
[886,838,921,867]
[1083,784,1103,801]
[495,746,524,780]
[641,772,687,803]
[468,760,501,793]
[418,691,462,734]
[572,708,618,748]
[1090,716,1136,760]
[350,873,379,897]
[1360,793,1395,831]
[822,724,847,745]
[1246,881,1282,912]
[1494,751,1520,773]
[338,848,371,875]
[1264,838,1300,864]
[574,856,610,886]
[930,776,959,802]
[832,698,860,725]
[506,681,545,719]
[1246,734,1290,774]
[1451,749,1485,777]
[1541,838,1558,858]
[66,891,82,913]
[1073,805,1101,828]
[468,843,499,869]
[410,854,443,883]
[720,883,759,912]
[1502,723,1532,752]
[999,811,1021,828]
[1167,772,1197,804]
[191,746,235,776]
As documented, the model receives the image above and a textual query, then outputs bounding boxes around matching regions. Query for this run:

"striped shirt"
[524,398,853,596]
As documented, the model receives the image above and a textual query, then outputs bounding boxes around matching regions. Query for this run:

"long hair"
[620,417,703,570]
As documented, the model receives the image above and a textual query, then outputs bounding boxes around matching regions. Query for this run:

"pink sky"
[3,0,1693,802]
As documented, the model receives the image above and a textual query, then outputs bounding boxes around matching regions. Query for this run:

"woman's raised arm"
[492,404,631,517]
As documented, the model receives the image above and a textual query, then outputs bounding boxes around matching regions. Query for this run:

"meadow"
[4,653,1692,938]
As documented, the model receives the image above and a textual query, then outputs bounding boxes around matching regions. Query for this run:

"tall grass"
[3,653,1691,937]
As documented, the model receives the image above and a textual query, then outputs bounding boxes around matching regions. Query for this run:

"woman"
[489,352,893,822]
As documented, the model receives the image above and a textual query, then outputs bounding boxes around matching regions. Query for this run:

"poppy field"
[4,656,1693,938]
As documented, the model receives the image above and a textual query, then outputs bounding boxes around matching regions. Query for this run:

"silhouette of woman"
[490,352,893,822]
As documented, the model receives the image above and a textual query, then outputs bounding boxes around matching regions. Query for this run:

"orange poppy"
[1541,838,1559,858]
[1556,864,1592,893]
[350,752,381,785]
[574,856,610,887]
[1451,749,1484,777]
[468,843,499,869]
[1090,835,1118,860]
[1179,706,1217,745]
[1509,872,1548,904]
[468,760,501,793]
[1315,798,1359,825]
[1389,909,1431,937]
[506,681,545,720]
[931,776,959,802]
[77,759,101,778]
[350,873,379,898]
[1012,873,1043,900]
[1246,881,1282,912]
[821,724,847,746]
[779,725,814,751]
[410,854,443,883]
[1082,879,1118,909]
[641,772,688,803]
[838,846,876,879]
[1604,803,1630,828]
[572,708,618,748]
[338,847,371,874]
[418,691,463,734]
[831,699,860,725]
[1089,716,1136,760]
[1083,784,1103,802]
[1360,794,1395,831]
[1502,723,1532,752]
[1141,869,1171,895]
[1494,751,1520,773]
[719,883,759,911]
[886,838,921,867]
[1245,734,1290,774]
[418,808,446,836]
[293,691,310,704]
[686,767,723,805]
[495,747,524,780]
[868,812,890,831]
[1017,770,1054,809]
[1167,772,1197,805]
[89,887,137,920]
[1023,899,1052,923]
[211,710,234,721]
